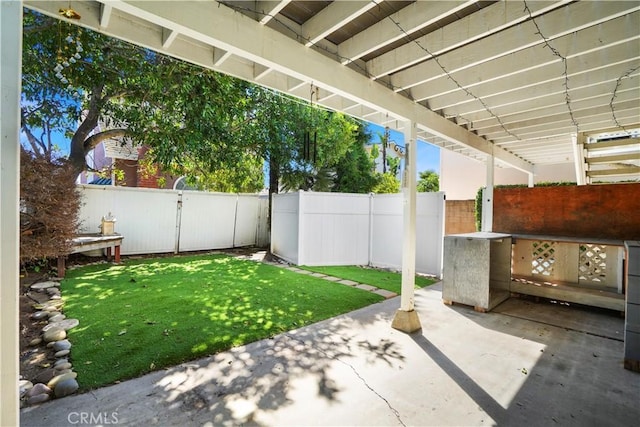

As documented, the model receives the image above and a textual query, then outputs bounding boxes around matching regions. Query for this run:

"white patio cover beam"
[368,0,568,78]
[0,2,22,425]
[338,0,473,65]
[257,0,291,25]
[303,1,381,47]
[390,1,639,92]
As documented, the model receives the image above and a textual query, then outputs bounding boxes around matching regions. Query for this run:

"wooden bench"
[57,233,123,278]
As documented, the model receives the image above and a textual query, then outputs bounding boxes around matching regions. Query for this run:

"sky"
[366,122,440,176]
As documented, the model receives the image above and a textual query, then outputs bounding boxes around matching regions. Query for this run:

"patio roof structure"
[21,0,640,177]
[2,1,639,424]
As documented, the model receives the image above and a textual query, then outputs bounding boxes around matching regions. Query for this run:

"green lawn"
[61,254,383,390]
[299,265,437,293]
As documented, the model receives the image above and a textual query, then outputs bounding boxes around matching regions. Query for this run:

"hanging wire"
[216,0,575,144]
[377,4,522,142]
[522,0,579,133]
[609,65,640,133]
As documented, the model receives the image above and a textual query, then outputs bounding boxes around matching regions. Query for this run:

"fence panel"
[299,192,370,266]
[234,195,260,247]
[370,194,403,271]
[416,192,445,277]
[271,191,445,277]
[78,185,179,255]
[271,192,300,264]
[255,196,270,248]
[179,191,238,252]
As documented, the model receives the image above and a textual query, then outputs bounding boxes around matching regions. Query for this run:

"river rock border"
[19,279,80,406]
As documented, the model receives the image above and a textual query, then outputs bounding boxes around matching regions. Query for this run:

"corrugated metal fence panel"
[299,192,370,266]
[416,192,445,278]
[78,185,179,255]
[370,194,403,271]
[234,195,259,247]
[179,191,237,251]
[271,192,300,264]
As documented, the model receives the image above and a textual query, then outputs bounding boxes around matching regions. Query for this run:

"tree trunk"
[268,156,280,232]
[68,84,104,176]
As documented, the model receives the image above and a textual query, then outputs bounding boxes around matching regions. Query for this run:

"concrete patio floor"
[21,283,639,426]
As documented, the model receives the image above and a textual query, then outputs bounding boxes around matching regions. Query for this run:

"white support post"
[527,170,535,188]
[392,120,421,333]
[573,133,587,185]
[0,1,22,425]
[481,153,494,232]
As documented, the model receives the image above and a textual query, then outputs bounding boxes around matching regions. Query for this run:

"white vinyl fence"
[77,185,269,255]
[271,191,445,277]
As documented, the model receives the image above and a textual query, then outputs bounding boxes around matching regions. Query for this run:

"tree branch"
[83,128,129,152]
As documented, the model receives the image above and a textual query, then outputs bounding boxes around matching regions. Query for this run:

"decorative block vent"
[532,241,556,276]
[579,244,607,283]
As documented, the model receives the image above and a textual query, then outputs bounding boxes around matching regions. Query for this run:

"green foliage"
[333,127,378,193]
[22,11,382,200]
[372,172,400,194]
[61,254,382,389]
[369,144,379,171]
[386,156,401,178]
[417,170,439,192]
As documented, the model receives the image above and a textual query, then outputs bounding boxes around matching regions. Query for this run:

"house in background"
[77,135,181,190]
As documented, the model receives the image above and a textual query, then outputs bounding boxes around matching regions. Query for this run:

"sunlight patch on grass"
[61,254,383,390]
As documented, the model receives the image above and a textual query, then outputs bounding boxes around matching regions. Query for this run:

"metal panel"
[78,185,178,255]
[179,191,237,251]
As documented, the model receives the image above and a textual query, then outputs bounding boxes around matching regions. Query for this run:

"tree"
[372,173,400,194]
[333,127,378,193]
[20,150,81,263]
[22,10,256,184]
[417,170,439,192]
[22,9,382,226]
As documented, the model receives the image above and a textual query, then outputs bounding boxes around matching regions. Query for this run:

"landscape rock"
[30,281,57,290]
[51,318,79,331]
[54,349,70,358]
[19,380,33,397]
[47,310,61,318]
[28,338,42,347]
[49,295,62,300]
[43,327,66,343]
[26,383,51,397]
[52,339,71,351]
[31,311,48,320]
[48,314,66,323]
[55,369,73,375]
[54,362,72,371]
[26,393,51,405]
[46,287,61,296]
[54,378,79,398]
[32,368,56,384]
[53,358,69,367]
[47,372,77,389]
